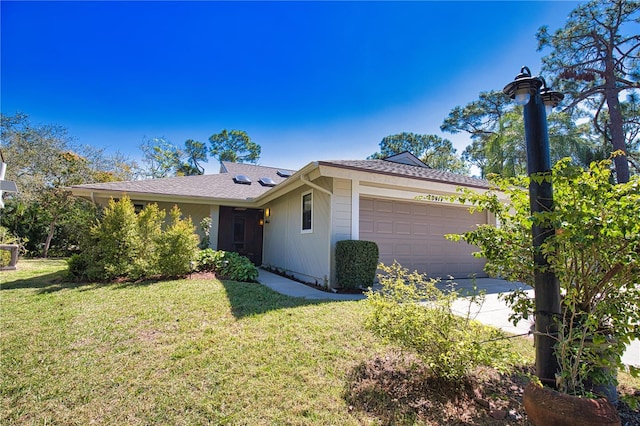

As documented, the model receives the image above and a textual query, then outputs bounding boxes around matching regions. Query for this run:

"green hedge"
[66,196,200,281]
[335,240,379,289]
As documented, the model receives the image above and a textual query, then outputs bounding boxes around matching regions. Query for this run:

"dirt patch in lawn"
[188,271,218,280]
[344,352,639,425]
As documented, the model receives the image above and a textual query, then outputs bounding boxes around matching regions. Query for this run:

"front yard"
[1,260,638,425]
[2,260,390,425]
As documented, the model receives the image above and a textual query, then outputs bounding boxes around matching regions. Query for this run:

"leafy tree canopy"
[368,132,467,174]
[209,129,261,164]
[442,91,600,178]
[177,139,208,175]
[537,0,640,182]
[139,137,183,178]
[0,112,137,257]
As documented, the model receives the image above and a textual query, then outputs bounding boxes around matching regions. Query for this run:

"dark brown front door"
[217,207,263,265]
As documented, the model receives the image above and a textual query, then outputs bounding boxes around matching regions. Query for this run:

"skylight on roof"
[277,170,292,178]
[233,175,252,185]
[259,177,277,187]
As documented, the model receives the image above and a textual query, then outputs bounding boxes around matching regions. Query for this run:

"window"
[302,191,312,233]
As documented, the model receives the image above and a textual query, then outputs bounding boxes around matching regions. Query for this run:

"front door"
[217,207,264,265]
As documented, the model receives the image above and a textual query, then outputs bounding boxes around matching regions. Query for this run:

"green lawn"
[1,260,387,425]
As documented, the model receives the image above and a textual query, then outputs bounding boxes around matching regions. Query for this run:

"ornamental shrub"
[90,195,140,280]
[155,205,199,277]
[133,203,164,278]
[365,262,513,381]
[68,197,200,281]
[196,248,258,282]
[0,225,23,267]
[335,240,379,289]
[446,156,640,395]
[196,248,224,272]
[222,251,259,282]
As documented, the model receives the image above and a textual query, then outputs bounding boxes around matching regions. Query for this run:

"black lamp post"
[503,66,563,387]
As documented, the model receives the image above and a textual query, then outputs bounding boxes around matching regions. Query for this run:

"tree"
[368,132,468,174]
[139,136,183,178]
[441,91,514,176]
[537,0,640,183]
[442,91,598,177]
[0,113,134,256]
[78,144,141,181]
[209,129,261,164]
[177,139,208,176]
[611,92,640,173]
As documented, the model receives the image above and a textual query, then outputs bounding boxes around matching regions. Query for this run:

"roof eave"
[69,187,258,207]
[315,161,489,190]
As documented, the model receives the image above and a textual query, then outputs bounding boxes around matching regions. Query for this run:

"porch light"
[503,66,563,388]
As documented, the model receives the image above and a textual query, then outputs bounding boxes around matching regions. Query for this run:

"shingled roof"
[70,162,296,201]
[70,157,488,202]
[318,159,489,189]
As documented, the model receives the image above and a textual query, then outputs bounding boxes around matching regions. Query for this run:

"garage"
[359,197,487,278]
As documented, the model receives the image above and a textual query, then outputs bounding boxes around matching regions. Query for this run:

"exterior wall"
[329,178,353,285]
[209,205,220,249]
[153,202,211,242]
[262,180,332,287]
[90,196,213,244]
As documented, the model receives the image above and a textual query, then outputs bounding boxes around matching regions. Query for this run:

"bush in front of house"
[365,262,514,380]
[89,194,141,280]
[155,206,200,277]
[335,240,379,289]
[196,248,258,282]
[67,196,200,281]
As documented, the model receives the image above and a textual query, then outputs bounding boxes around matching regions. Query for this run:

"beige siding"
[88,197,210,243]
[330,178,352,285]
[209,205,220,249]
[154,202,210,241]
[332,178,352,242]
[262,183,332,286]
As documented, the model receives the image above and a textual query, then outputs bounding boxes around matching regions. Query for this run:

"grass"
[1,260,389,425]
[2,260,637,425]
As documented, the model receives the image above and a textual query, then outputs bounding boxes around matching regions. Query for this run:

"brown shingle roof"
[70,162,296,200]
[318,159,489,189]
[70,159,487,201]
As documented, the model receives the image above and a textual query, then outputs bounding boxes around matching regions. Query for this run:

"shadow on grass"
[0,270,163,294]
[1,261,345,317]
[0,271,89,294]
[221,280,333,319]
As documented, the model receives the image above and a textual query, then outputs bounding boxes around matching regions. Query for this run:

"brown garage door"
[359,197,486,278]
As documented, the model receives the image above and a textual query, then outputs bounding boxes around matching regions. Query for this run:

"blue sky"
[1,1,581,174]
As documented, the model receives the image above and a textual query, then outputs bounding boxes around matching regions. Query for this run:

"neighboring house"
[70,152,493,288]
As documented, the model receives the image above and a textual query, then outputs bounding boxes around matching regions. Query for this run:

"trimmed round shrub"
[336,240,379,289]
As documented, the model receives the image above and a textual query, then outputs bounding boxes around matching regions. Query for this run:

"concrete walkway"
[257,269,366,301]
[257,269,639,367]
